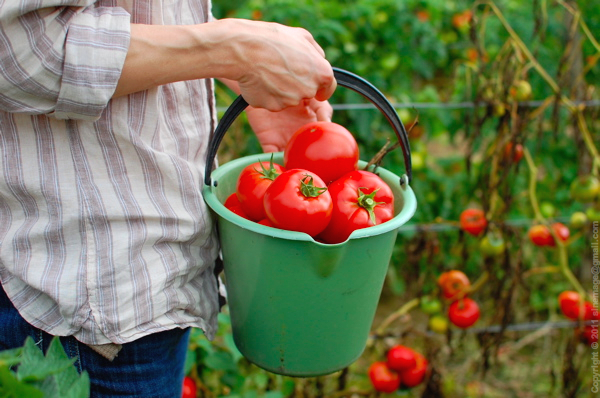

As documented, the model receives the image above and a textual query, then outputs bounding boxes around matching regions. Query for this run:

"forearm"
[114,18,336,110]
[114,21,239,98]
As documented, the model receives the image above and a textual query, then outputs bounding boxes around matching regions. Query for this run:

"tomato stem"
[300,175,328,198]
[255,154,281,181]
[357,188,385,224]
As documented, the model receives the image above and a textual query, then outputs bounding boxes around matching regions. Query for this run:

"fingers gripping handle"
[204,67,412,187]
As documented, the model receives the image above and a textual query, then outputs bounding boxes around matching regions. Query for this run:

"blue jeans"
[0,286,190,398]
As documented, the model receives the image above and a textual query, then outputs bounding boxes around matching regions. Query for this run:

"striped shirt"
[0,0,221,346]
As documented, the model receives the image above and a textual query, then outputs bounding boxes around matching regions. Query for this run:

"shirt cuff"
[51,7,131,121]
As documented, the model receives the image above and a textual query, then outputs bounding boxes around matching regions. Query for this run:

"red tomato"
[448,298,480,329]
[437,270,471,301]
[558,291,583,319]
[400,352,428,388]
[317,170,394,244]
[503,142,524,163]
[236,158,285,221]
[459,208,487,236]
[386,345,416,372]
[583,301,599,321]
[528,224,553,246]
[257,218,273,227]
[368,361,401,393]
[549,222,570,246]
[224,193,249,219]
[263,169,332,237]
[182,376,196,398]
[283,121,359,185]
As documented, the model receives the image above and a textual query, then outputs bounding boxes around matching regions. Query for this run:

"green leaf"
[0,365,43,398]
[0,347,23,368]
[17,337,75,382]
[224,333,243,363]
[204,350,237,371]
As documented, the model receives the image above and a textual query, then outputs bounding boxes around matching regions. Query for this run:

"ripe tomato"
[236,157,285,221]
[386,345,416,372]
[528,224,553,246]
[224,193,249,219]
[558,291,583,319]
[437,270,471,301]
[549,222,570,246]
[448,298,480,329]
[317,170,394,244]
[283,121,359,185]
[263,169,332,237]
[583,301,599,321]
[503,142,524,163]
[368,361,401,393]
[182,376,196,398]
[570,175,600,203]
[257,218,273,227]
[400,352,428,388]
[479,231,506,258]
[459,208,487,236]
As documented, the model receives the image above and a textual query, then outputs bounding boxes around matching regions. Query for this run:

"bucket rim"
[203,152,417,245]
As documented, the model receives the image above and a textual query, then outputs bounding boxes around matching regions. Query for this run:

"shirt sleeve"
[0,2,131,121]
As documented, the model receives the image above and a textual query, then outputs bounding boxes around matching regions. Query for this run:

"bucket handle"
[204,67,412,187]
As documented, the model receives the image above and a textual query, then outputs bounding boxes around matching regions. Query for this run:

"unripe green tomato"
[479,232,506,257]
[570,211,588,229]
[539,201,556,219]
[420,296,443,315]
[412,151,427,171]
[429,315,449,334]
[587,206,600,222]
[570,175,600,203]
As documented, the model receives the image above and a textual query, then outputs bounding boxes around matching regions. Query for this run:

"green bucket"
[203,68,417,377]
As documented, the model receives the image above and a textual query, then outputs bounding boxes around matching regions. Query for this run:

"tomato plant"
[317,170,394,244]
[263,169,332,237]
[368,361,401,393]
[438,270,471,301]
[386,345,416,372]
[236,157,285,221]
[459,208,487,236]
[448,298,480,329]
[283,121,359,185]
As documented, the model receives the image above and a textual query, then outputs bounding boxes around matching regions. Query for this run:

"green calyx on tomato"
[357,188,385,224]
[300,175,328,198]
[255,154,282,182]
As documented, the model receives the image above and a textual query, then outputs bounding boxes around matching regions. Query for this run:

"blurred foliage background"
[193,1,600,397]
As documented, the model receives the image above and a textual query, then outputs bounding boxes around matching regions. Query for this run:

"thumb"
[261,144,280,153]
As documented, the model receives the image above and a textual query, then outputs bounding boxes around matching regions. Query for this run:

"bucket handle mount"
[204,67,412,187]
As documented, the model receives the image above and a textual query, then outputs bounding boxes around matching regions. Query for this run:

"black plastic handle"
[204,67,412,187]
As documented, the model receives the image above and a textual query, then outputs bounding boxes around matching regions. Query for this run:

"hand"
[246,98,333,153]
[219,19,337,111]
